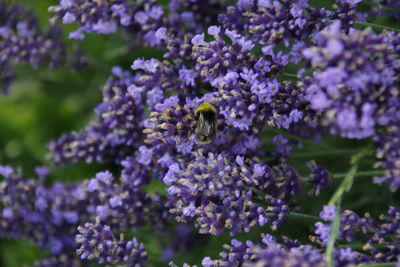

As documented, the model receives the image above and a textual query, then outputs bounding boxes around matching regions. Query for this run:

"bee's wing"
[195,113,216,143]
[197,117,215,136]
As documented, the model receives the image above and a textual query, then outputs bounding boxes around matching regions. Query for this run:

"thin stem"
[103,46,129,60]
[356,263,397,267]
[329,163,359,205]
[268,128,338,151]
[377,5,400,14]
[362,1,400,14]
[281,72,298,79]
[325,146,371,267]
[332,170,385,179]
[326,199,341,267]
[291,149,362,158]
[328,146,371,205]
[355,21,400,32]
[338,243,386,250]
[254,197,323,223]
[288,211,321,222]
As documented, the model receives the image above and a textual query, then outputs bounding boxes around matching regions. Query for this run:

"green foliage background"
[0,1,399,266]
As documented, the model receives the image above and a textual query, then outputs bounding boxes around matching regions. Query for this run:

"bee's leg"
[186,119,197,143]
[187,129,193,142]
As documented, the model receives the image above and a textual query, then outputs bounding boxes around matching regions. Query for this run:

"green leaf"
[325,201,341,267]
[355,21,400,32]
[356,263,397,267]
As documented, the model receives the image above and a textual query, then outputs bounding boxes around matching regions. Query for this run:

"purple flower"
[60,0,73,8]
[320,205,336,221]
[131,58,160,73]
[155,27,167,42]
[327,39,344,57]
[191,33,206,46]
[76,221,147,265]
[32,253,84,267]
[148,6,164,19]
[92,20,117,34]
[62,12,76,24]
[146,87,163,108]
[179,67,196,86]
[68,29,84,40]
[48,68,144,164]
[0,165,13,177]
[3,1,400,266]
[208,25,221,36]
[134,11,149,25]
[273,135,292,158]
[109,195,122,208]
[336,248,357,266]
[337,108,357,130]
[337,0,361,6]
[200,234,331,267]
[165,151,291,235]
[308,161,330,194]
[0,2,69,92]
[306,85,332,110]
[314,206,378,247]
[302,21,400,145]
[315,221,331,244]
[136,145,153,166]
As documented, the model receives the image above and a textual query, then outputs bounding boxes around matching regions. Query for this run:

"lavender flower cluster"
[1,0,399,266]
[0,165,165,266]
[302,20,400,190]
[0,2,67,93]
[315,205,400,263]
[176,205,400,266]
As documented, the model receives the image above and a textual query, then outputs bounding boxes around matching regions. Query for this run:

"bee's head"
[195,102,217,117]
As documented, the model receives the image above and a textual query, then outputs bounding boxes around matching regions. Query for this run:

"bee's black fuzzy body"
[194,102,217,144]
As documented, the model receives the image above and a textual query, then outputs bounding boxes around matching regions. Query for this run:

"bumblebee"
[194,102,217,144]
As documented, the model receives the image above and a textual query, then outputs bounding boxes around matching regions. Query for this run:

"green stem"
[332,170,385,179]
[362,1,400,14]
[328,146,371,205]
[356,263,397,267]
[255,198,323,223]
[103,46,129,60]
[281,72,298,79]
[326,199,341,267]
[329,163,359,205]
[338,243,386,250]
[325,146,371,267]
[376,4,400,14]
[291,149,362,158]
[288,211,321,222]
[268,128,338,151]
[355,21,400,32]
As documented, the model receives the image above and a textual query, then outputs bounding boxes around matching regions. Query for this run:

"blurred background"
[0,0,399,266]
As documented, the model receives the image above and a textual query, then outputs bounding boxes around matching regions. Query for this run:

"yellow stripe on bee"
[195,102,216,114]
